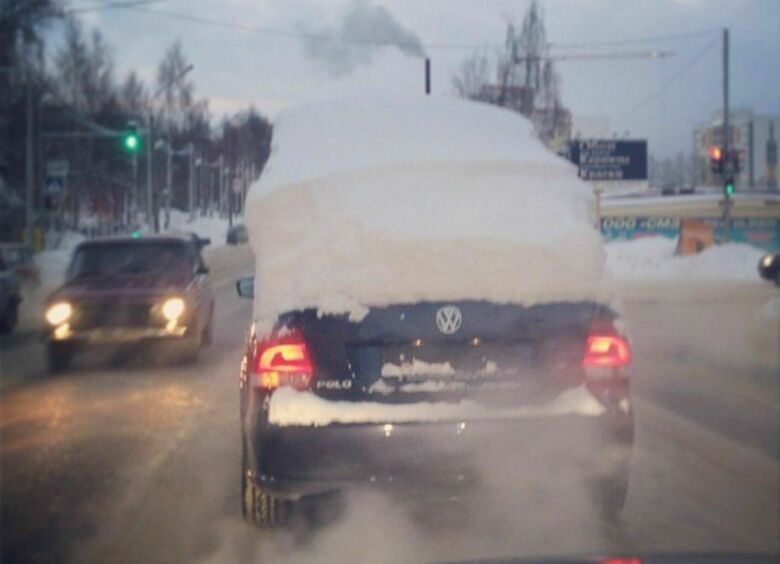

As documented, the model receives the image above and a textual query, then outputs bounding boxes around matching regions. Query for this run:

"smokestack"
[425,58,431,95]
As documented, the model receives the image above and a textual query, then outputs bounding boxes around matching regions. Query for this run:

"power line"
[606,36,720,132]
[65,0,168,15]
[110,4,719,53]
[550,28,720,49]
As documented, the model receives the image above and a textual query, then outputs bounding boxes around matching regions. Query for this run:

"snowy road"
[1,245,778,563]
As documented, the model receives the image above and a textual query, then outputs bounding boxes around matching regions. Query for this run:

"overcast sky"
[64,0,780,158]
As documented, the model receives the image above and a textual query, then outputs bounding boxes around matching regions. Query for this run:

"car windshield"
[67,242,192,279]
[1,1,778,564]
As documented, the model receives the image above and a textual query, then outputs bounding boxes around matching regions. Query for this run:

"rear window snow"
[245,97,612,328]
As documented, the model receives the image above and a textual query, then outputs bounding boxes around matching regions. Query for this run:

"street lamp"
[146,64,194,232]
[154,139,195,225]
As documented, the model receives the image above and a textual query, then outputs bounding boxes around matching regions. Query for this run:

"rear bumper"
[247,410,634,499]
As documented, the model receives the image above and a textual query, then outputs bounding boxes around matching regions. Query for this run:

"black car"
[226,224,249,246]
[758,252,780,285]
[43,235,215,371]
[237,277,634,527]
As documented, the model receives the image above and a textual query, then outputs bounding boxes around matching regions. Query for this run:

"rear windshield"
[67,242,194,280]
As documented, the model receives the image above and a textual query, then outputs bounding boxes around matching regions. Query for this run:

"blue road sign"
[44,176,64,196]
[569,139,648,181]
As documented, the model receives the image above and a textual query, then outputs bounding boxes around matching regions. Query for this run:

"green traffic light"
[725,179,735,196]
[124,134,139,151]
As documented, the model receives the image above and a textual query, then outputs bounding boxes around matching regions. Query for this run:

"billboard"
[601,216,780,250]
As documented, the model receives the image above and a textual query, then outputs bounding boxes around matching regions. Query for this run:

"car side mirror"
[236,276,254,299]
[197,265,210,275]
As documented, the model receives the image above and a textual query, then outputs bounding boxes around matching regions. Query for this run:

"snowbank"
[605,237,766,282]
[246,97,610,327]
[165,209,231,248]
[268,385,605,427]
[36,231,86,288]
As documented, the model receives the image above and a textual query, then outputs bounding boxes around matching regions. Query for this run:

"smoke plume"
[300,0,426,77]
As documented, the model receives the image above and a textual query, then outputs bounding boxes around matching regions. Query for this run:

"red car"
[42,234,215,371]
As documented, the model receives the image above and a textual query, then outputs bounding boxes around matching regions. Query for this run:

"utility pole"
[722,27,732,242]
[131,150,138,227]
[25,73,34,246]
[165,136,172,229]
[146,115,155,231]
[217,155,225,217]
[188,144,195,222]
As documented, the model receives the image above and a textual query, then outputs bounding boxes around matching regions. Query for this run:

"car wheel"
[175,319,202,364]
[48,342,74,373]
[595,474,628,522]
[201,306,214,348]
[242,441,289,528]
[178,339,200,364]
[0,300,18,334]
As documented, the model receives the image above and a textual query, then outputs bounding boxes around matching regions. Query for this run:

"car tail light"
[251,333,313,391]
[583,335,631,368]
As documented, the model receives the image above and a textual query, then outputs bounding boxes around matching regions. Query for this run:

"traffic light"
[123,125,139,152]
[708,145,724,174]
[724,177,735,197]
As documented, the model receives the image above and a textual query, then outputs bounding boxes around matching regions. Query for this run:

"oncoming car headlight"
[161,297,186,321]
[45,302,72,326]
[761,254,774,269]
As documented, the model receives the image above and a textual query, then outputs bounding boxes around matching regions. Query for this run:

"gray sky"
[66,0,780,158]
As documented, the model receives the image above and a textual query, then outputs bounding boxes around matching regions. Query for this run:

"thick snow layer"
[381,359,455,377]
[605,237,766,281]
[255,97,566,192]
[36,231,86,288]
[268,386,605,427]
[165,209,231,247]
[246,97,610,327]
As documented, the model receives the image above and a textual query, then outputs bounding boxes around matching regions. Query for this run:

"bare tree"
[156,40,195,132]
[0,0,61,192]
[451,51,491,102]
[50,17,119,230]
[451,1,568,145]
[53,18,115,114]
[118,71,149,118]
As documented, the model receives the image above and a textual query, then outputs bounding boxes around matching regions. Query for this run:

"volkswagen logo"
[436,305,462,335]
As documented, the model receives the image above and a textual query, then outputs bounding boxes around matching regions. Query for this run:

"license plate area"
[349,341,539,389]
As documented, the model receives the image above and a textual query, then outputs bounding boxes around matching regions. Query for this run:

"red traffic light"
[708,146,723,161]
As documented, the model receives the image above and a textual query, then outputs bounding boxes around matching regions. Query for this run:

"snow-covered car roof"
[254,96,572,196]
[246,97,611,328]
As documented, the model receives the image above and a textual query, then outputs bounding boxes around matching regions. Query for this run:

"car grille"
[71,301,154,330]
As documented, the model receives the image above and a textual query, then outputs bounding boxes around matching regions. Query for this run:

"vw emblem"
[436,305,462,335]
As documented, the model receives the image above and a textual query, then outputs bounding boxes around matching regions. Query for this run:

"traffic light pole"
[25,74,34,246]
[721,27,732,243]
[146,115,156,232]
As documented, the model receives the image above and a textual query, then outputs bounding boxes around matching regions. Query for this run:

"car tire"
[178,338,200,364]
[596,474,628,522]
[242,441,289,528]
[176,318,202,364]
[201,306,214,348]
[0,300,18,334]
[48,342,74,373]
